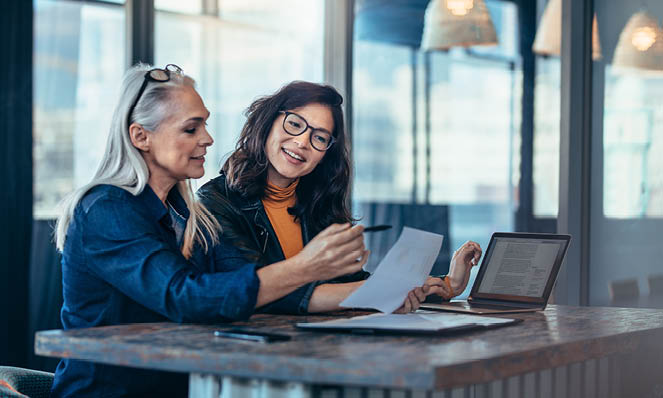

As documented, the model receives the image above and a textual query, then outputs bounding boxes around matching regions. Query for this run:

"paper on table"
[298,311,515,331]
[340,227,443,313]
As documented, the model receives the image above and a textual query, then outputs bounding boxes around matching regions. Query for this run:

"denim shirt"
[51,184,262,397]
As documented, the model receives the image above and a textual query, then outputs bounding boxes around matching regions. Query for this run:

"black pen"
[363,225,392,232]
[213,329,291,343]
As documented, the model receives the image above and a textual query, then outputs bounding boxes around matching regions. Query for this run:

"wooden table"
[35,305,663,398]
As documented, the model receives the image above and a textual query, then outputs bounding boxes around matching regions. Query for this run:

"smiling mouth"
[283,148,304,162]
[191,155,205,160]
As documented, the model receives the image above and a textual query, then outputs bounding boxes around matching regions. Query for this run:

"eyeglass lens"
[148,64,182,82]
[283,113,333,151]
[148,69,170,81]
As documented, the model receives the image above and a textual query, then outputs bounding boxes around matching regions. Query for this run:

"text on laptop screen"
[476,237,563,297]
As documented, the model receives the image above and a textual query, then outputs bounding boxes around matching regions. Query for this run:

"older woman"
[52,65,374,397]
[198,81,482,313]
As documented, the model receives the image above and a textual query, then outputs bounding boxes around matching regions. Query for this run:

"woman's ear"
[129,123,149,152]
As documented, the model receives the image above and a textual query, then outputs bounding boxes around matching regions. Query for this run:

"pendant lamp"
[420,0,498,51]
[612,11,663,73]
[532,0,602,60]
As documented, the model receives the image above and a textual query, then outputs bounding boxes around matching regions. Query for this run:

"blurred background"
[2,0,662,371]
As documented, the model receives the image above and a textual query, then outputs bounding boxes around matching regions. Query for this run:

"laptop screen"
[470,233,571,304]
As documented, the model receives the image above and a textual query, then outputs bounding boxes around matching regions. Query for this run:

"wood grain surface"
[34,305,663,390]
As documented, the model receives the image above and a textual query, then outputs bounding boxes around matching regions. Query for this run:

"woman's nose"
[292,130,311,149]
[201,128,214,146]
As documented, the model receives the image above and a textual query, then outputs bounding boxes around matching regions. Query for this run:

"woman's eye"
[288,121,302,129]
[185,128,196,134]
[314,133,330,143]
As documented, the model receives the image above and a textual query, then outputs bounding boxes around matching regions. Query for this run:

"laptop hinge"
[467,297,542,309]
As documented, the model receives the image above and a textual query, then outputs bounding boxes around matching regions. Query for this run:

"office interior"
[1,0,662,392]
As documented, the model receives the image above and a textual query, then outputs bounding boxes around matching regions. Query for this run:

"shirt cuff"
[297,281,322,314]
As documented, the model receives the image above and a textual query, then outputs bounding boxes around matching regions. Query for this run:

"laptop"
[422,232,571,314]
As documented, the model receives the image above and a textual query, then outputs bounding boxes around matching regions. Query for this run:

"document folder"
[296,311,521,335]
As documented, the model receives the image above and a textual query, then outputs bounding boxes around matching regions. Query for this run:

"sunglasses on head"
[127,64,183,128]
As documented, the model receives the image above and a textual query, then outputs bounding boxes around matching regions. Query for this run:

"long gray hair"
[55,63,219,258]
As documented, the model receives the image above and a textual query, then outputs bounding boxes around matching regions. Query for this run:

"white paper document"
[297,311,517,332]
[339,227,443,313]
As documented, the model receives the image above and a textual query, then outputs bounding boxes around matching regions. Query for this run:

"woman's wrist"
[255,257,312,308]
[307,281,363,313]
[286,252,317,285]
[442,275,456,296]
[447,274,463,295]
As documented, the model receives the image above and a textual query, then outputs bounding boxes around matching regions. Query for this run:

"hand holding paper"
[340,227,444,313]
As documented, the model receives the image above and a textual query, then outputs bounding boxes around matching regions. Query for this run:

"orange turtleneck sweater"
[262,180,303,259]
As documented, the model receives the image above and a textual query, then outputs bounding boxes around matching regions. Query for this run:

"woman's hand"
[293,223,369,282]
[393,285,429,313]
[422,276,454,300]
[393,276,455,313]
[447,240,482,296]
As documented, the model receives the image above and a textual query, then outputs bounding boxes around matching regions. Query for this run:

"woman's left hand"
[391,240,482,314]
[393,285,430,313]
[392,276,455,313]
[447,240,482,296]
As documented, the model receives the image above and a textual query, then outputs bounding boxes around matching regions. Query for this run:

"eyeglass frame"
[127,64,183,128]
[278,110,336,151]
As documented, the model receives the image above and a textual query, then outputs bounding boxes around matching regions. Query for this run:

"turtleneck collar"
[263,179,299,207]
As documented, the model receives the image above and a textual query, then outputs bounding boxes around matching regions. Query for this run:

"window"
[33,1,325,217]
[33,0,124,218]
[588,0,663,306]
[603,70,663,218]
[533,57,560,217]
[155,0,325,188]
[352,0,521,291]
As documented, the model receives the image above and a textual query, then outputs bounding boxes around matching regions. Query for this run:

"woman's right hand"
[294,223,369,282]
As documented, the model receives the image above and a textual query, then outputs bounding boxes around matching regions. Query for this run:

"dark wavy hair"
[222,81,353,234]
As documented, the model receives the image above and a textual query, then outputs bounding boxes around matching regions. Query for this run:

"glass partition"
[589,0,663,306]
[352,0,521,292]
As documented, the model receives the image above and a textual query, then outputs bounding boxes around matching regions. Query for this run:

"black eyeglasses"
[279,111,336,151]
[127,64,183,128]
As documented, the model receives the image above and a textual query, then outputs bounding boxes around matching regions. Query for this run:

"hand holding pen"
[363,225,392,233]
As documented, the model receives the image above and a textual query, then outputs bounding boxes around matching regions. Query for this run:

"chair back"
[608,278,640,302]
[0,366,53,398]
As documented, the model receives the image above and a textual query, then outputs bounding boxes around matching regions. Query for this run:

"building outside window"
[352,0,521,291]
[33,0,125,218]
[33,0,325,218]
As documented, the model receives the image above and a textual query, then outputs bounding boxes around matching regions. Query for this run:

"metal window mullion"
[126,0,154,67]
[324,0,354,209]
[515,0,536,233]
[557,0,593,306]
[323,0,354,132]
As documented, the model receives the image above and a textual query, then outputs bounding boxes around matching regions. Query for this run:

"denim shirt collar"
[139,184,190,224]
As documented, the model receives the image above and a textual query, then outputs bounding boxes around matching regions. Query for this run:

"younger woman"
[198,81,482,313]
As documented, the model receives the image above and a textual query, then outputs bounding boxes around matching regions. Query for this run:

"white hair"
[55,63,219,259]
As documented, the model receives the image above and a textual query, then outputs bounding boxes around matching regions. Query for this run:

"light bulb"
[631,26,657,51]
[446,0,474,17]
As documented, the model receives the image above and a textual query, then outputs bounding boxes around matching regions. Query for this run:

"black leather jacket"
[197,173,368,314]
